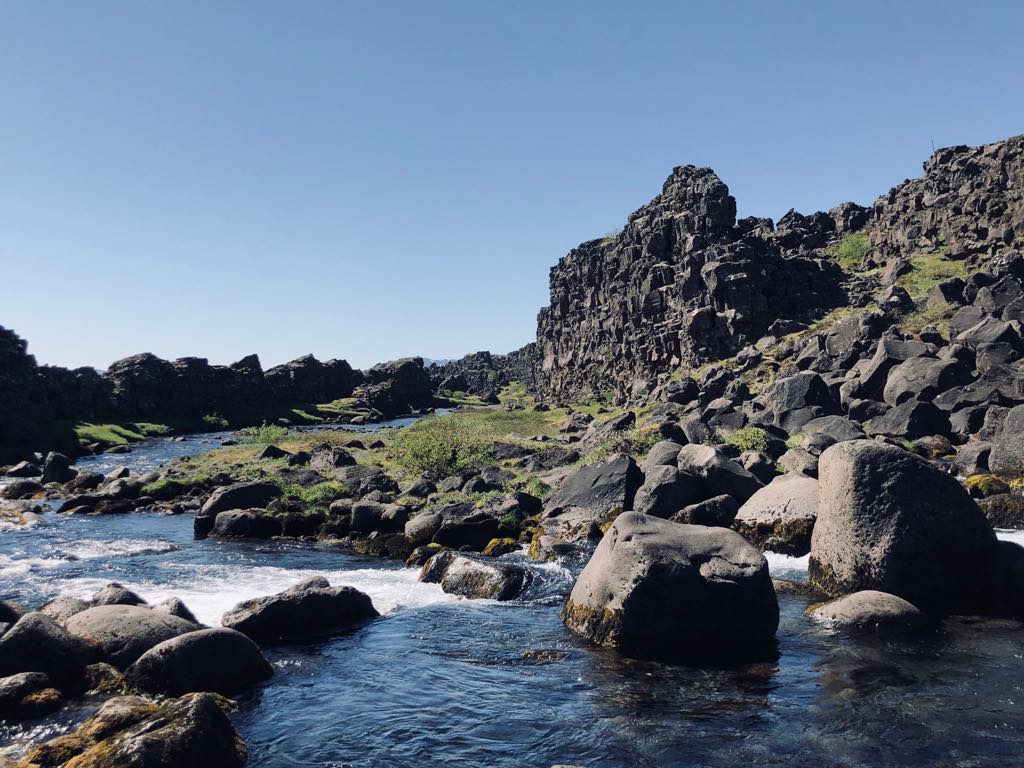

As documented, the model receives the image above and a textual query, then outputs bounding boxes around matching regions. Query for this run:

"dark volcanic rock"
[733,474,818,556]
[195,480,282,537]
[419,551,531,601]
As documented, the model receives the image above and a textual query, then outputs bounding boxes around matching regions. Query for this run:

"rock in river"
[562,512,779,660]
[419,551,531,601]
[64,605,200,669]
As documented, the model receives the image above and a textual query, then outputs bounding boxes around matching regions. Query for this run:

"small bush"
[202,414,230,430]
[238,423,289,445]
[298,481,352,507]
[723,427,770,453]
[833,233,871,270]
[389,416,492,476]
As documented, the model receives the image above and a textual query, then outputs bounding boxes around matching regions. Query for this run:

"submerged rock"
[562,512,778,660]
[810,590,930,634]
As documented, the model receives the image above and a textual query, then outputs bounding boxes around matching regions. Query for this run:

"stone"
[38,597,90,624]
[41,452,76,484]
[544,454,644,515]
[419,551,530,601]
[990,404,1024,476]
[863,399,952,440]
[676,443,762,503]
[91,582,147,607]
[6,461,41,478]
[404,510,446,547]
[0,479,42,499]
[64,605,199,669]
[562,512,779,660]
[632,465,704,518]
[127,628,272,696]
[211,508,283,539]
[221,577,378,642]
[0,671,63,719]
[668,494,740,527]
[809,440,995,611]
[882,356,973,407]
[152,597,199,624]
[733,474,818,556]
[810,590,930,634]
[0,612,99,684]
[953,442,992,476]
[195,480,282,537]
[432,511,500,551]
[22,693,247,768]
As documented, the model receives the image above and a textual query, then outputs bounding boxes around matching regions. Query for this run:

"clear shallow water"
[2,437,1024,766]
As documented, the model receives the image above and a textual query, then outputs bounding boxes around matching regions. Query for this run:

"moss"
[965,474,1012,498]
[896,249,968,298]
[74,423,144,447]
[140,477,196,501]
[482,537,519,557]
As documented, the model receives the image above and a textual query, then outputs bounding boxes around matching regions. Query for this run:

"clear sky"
[2,1,1022,371]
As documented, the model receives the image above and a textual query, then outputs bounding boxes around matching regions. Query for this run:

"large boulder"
[41,452,76,484]
[758,372,839,433]
[676,444,762,503]
[0,671,63,719]
[127,628,272,696]
[432,511,500,551]
[221,577,378,642]
[863,399,952,440]
[733,474,818,556]
[990,404,1024,476]
[21,693,247,768]
[419,551,530,601]
[0,612,99,684]
[195,480,282,537]
[882,357,973,407]
[809,440,996,611]
[562,512,778,660]
[64,605,200,668]
[211,509,283,539]
[543,453,643,515]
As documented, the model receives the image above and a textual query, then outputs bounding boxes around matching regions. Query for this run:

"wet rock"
[0,671,63,719]
[991,541,1024,618]
[22,692,247,768]
[211,509,283,539]
[0,612,99,684]
[733,474,818,556]
[6,461,41,478]
[0,479,42,500]
[64,605,199,669]
[41,452,76,484]
[809,440,995,611]
[152,597,199,624]
[810,590,930,634]
[195,480,282,537]
[221,577,378,642]
[562,512,778,660]
[978,494,1024,528]
[669,494,740,527]
[127,627,272,696]
[419,551,530,601]
[38,597,90,624]
[91,582,147,607]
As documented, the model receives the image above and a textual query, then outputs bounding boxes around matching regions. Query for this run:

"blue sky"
[2,1,1022,371]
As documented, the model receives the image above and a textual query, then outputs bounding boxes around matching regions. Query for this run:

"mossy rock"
[965,474,1012,499]
[482,537,519,557]
[978,494,1024,529]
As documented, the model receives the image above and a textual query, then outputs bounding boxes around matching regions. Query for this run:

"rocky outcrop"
[534,166,848,400]
[562,512,779,660]
[352,357,434,416]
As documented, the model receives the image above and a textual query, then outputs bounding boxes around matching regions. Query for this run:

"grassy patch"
[831,233,870,270]
[238,423,290,445]
[897,250,967,298]
[202,414,230,430]
[75,423,146,447]
[579,425,662,465]
[898,302,956,337]
[721,427,770,453]
[295,481,352,507]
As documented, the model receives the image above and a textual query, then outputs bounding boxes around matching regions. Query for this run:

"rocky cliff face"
[531,134,1024,402]
[533,166,851,401]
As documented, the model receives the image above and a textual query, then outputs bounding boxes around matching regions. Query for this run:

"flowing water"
[2,433,1024,767]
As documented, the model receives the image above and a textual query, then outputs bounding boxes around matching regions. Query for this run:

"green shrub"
[238,423,289,445]
[298,481,352,507]
[389,415,492,476]
[202,414,230,430]
[833,233,870,270]
[722,427,770,453]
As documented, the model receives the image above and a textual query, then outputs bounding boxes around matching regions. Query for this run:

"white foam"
[997,529,1024,548]
[52,563,456,626]
[61,538,179,560]
[765,550,810,577]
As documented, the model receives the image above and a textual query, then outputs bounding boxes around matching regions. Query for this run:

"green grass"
[75,422,147,447]
[831,233,871,270]
[721,427,770,453]
[202,414,230,430]
[294,481,352,507]
[579,425,662,466]
[238,423,290,445]
[898,301,956,337]
[897,249,967,298]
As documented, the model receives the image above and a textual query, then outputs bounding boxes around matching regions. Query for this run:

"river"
[2,429,1023,767]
